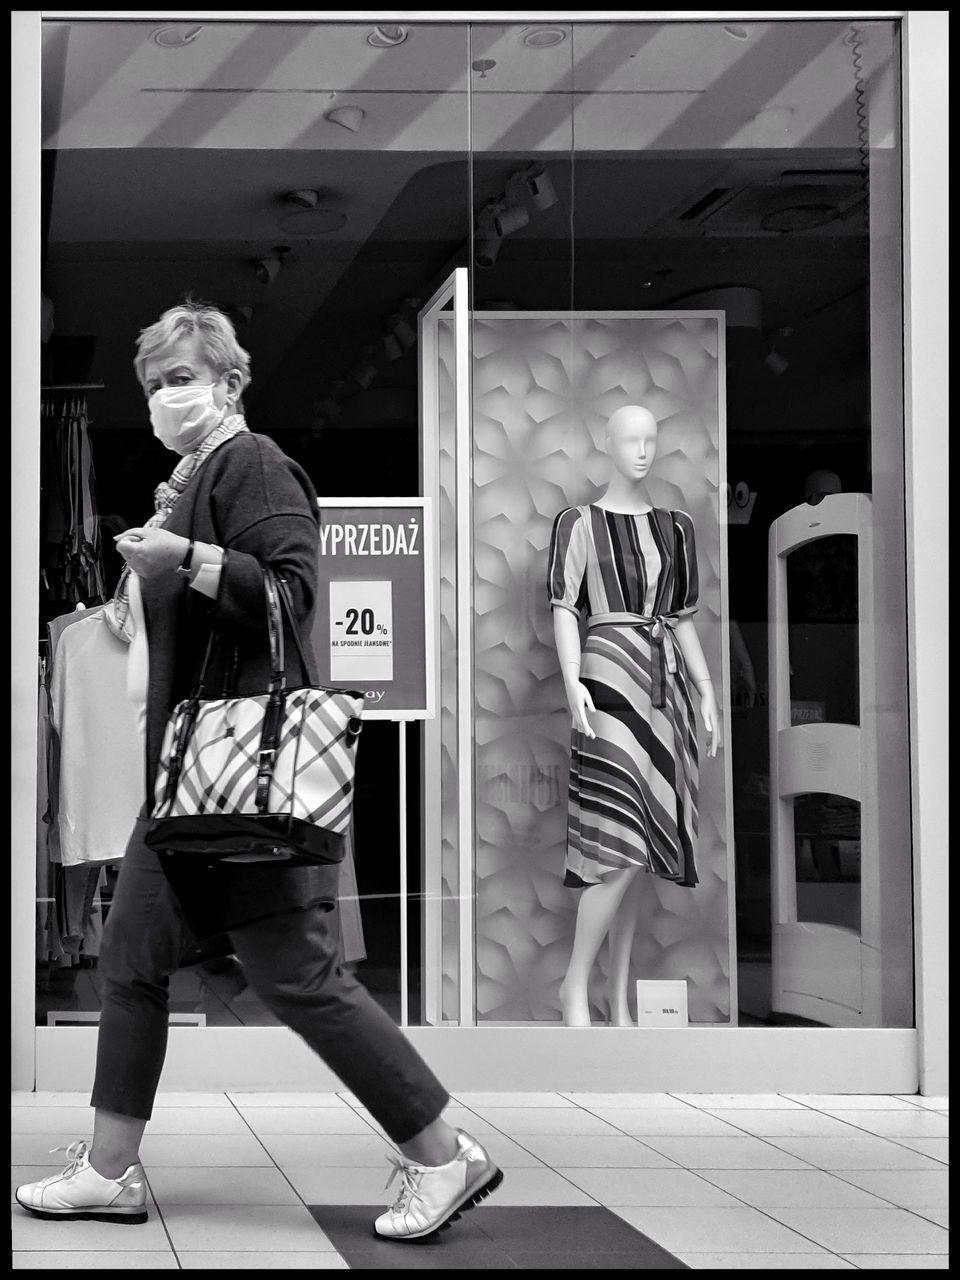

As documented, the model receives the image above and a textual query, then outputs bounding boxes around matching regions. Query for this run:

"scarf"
[105,414,249,641]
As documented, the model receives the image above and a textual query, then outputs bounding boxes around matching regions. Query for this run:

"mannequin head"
[604,404,659,481]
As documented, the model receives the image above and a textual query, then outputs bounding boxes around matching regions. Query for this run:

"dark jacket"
[139,431,340,938]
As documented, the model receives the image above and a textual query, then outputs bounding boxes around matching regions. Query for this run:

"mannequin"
[547,405,721,1026]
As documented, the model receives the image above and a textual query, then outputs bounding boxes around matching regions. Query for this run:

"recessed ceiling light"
[277,209,348,235]
[152,25,203,48]
[366,25,408,48]
[723,24,750,40]
[521,28,567,49]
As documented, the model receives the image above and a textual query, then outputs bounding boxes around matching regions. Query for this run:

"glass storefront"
[33,16,913,1051]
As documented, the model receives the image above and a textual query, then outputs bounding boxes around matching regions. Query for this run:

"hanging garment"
[336,820,367,966]
[548,504,701,889]
[40,394,106,609]
[47,606,145,866]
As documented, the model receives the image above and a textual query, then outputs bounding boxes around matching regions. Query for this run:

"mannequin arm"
[552,606,596,738]
[674,617,721,757]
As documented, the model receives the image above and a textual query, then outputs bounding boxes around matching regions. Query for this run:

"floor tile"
[669,1093,806,1110]
[825,1111,949,1138]
[694,1168,890,1208]
[636,1135,815,1169]
[914,1207,948,1228]
[473,1133,548,1168]
[762,1206,949,1254]
[143,1108,252,1135]
[145,1165,301,1205]
[469,1107,625,1136]
[674,1252,855,1269]
[887,1138,948,1163]
[473,1167,595,1205]
[226,1092,351,1109]
[231,1106,375,1135]
[11,1250,179,1269]
[451,1091,576,1108]
[761,1136,947,1171]
[138,1133,273,1167]
[829,1168,949,1209]
[894,1096,949,1111]
[10,1108,97,1134]
[510,1134,680,1168]
[152,1092,234,1107]
[840,1255,949,1269]
[704,1108,867,1138]
[259,1134,390,1167]
[161,1202,337,1252]
[590,1107,749,1137]
[560,1091,691,1109]
[176,1251,348,1269]
[609,1205,828,1253]
[781,1093,920,1110]
[558,1166,743,1207]
[11,1209,171,1252]
[281,1165,397,1204]
[11,1092,92,1107]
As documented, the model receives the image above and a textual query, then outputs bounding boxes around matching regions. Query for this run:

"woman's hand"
[114,527,189,580]
[698,682,722,758]
[566,680,596,739]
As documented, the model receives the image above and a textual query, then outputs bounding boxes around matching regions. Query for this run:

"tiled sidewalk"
[11,1090,948,1269]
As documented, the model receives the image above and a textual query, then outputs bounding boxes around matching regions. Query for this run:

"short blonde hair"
[134,299,252,393]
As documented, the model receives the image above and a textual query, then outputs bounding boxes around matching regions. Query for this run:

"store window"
[465,18,912,1029]
[37,16,912,1038]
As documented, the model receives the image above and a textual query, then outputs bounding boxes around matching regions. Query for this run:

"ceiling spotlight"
[284,189,320,209]
[152,24,203,47]
[521,28,567,48]
[366,24,408,48]
[524,165,557,212]
[252,245,290,286]
[325,105,365,133]
[494,204,530,237]
[471,59,497,78]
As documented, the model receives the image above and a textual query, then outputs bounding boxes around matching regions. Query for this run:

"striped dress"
[547,504,701,889]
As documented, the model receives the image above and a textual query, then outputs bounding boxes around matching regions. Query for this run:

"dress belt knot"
[587,611,680,709]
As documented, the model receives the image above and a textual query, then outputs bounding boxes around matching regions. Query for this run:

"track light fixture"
[252,245,291,285]
[284,189,320,209]
[523,164,557,212]
[494,204,530,237]
[475,200,504,269]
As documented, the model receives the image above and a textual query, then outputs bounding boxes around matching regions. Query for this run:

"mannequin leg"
[559,866,639,1026]
[606,869,645,1026]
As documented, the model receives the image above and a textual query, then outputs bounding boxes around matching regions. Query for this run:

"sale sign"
[312,499,435,720]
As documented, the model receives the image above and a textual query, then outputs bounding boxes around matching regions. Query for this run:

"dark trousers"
[90,824,449,1145]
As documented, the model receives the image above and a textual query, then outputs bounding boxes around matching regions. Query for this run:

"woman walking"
[16,300,501,1242]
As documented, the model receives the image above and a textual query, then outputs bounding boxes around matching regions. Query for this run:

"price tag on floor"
[329,580,394,682]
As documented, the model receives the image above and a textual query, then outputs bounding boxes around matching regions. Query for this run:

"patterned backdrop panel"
[471,314,733,1024]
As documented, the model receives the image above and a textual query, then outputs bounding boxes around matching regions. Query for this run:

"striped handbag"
[144,567,364,865]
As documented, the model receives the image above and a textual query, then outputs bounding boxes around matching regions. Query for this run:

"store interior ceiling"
[41,18,893,438]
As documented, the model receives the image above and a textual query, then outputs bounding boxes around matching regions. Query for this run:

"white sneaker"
[374,1129,503,1241]
[15,1140,148,1223]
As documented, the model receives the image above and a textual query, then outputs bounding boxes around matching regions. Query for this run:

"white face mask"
[149,382,226,455]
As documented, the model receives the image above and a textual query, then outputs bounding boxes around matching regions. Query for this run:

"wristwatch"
[176,540,196,577]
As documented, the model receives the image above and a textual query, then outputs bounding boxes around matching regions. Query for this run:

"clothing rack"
[41,383,104,392]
